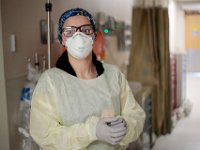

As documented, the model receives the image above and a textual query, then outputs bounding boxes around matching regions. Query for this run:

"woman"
[30,8,145,150]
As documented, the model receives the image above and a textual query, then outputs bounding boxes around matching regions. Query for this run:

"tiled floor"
[152,73,200,150]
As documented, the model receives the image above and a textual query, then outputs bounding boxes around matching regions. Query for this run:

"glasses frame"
[62,24,94,37]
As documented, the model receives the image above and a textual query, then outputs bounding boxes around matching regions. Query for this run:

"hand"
[96,117,127,145]
[110,117,127,127]
[109,117,128,142]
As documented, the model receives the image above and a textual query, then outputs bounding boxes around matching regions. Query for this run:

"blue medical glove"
[96,117,127,145]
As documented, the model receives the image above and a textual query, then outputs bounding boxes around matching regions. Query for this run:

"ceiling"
[175,0,200,11]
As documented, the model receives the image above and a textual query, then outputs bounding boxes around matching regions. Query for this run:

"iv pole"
[45,0,52,69]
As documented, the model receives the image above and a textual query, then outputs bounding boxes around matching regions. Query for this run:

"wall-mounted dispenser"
[10,34,16,52]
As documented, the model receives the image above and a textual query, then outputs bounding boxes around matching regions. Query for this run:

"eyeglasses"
[62,24,94,37]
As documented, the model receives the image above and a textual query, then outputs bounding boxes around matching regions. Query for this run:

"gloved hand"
[109,117,127,127]
[109,117,128,142]
[96,117,127,145]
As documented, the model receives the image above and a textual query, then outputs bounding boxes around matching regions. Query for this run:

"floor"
[152,73,200,150]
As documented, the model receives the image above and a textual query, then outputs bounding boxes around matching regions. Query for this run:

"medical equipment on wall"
[19,53,46,150]
[95,12,131,51]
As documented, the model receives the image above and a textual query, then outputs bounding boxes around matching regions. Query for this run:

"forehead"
[63,16,91,27]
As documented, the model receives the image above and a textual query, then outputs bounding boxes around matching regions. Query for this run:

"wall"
[174,1,200,72]
[1,0,48,149]
[185,14,200,49]
[169,0,186,54]
[53,0,134,25]
[185,14,200,72]
[0,0,10,149]
[186,49,200,72]
[176,0,200,2]
[1,0,134,149]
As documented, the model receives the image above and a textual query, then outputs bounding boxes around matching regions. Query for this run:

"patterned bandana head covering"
[58,8,96,44]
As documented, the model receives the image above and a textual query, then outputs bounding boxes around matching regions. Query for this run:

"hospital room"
[0,0,200,150]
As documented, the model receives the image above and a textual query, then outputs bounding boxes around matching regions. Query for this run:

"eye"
[62,28,76,37]
[81,26,94,35]
[82,29,92,34]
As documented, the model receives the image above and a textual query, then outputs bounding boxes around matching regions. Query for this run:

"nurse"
[30,8,145,150]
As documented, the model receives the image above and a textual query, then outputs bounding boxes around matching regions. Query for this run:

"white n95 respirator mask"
[65,32,94,59]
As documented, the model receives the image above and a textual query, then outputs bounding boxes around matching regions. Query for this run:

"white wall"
[169,0,186,54]
[0,0,10,149]
[176,0,200,2]
[186,50,200,72]
[53,0,134,25]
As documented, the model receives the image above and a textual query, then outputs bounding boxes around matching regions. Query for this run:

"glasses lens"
[62,27,76,37]
[80,25,94,35]
[62,24,94,37]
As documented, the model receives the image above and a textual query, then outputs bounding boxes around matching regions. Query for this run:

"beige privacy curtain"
[127,6,171,135]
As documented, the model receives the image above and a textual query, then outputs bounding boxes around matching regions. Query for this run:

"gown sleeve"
[30,72,99,150]
[118,72,146,146]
